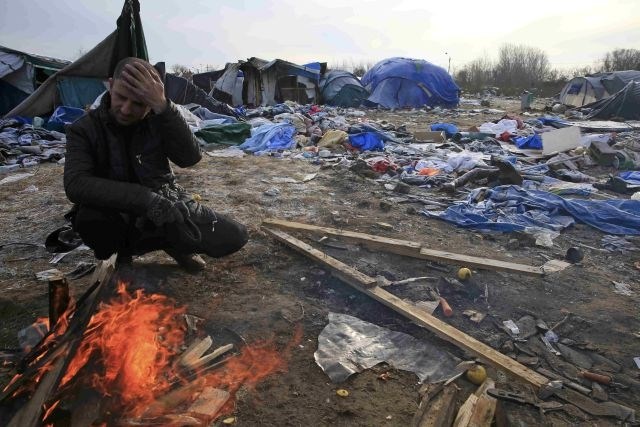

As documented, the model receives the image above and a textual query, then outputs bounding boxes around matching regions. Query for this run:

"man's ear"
[108,78,113,92]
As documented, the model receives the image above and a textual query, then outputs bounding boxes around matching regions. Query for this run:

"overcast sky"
[1,0,639,73]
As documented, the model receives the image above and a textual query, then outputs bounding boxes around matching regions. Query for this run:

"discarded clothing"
[195,122,252,146]
[238,122,296,154]
[347,132,384,151]
[314,313,459,383]
[619,171,640,186]
[514,133,542,149]
[424,185,640,235]
[430,123,458,137]
[478,119,518,137]
[601,235,638,253]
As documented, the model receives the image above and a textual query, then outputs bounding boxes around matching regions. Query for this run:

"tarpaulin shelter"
[239,58,325,106]
[361,57,460,109]
[193,63,245,107]
[559,70,640,107]
[4,0,148,118]
[319,70,368,107]
[0,46,70,115]
[582,81,640,120]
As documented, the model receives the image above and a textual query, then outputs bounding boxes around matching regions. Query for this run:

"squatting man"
[63,57,247,272]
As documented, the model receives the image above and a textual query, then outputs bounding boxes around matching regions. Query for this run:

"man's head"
[108,57,158,126]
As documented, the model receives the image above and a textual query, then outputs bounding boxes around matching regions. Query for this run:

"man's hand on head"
[120,62,168,114]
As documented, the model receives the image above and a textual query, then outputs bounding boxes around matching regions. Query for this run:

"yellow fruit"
[458,267,472,280]
[466,365,487,385]
[336,389,349,397]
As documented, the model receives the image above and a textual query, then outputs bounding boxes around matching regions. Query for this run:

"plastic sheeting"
[238,122,296,155]
[423,185,640,235]
[320,70,368,107]
[361,57,459,109]
[619,171,640,185]
[348,132,385,151]
[314,313,459,383]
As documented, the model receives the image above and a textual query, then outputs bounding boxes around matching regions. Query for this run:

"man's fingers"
[118,78,145,100]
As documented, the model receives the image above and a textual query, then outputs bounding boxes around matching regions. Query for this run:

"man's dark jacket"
[64,93,202,215]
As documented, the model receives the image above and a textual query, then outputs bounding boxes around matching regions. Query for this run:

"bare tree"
[455,55,493,93]
[600,48,640,72]
[170,64,194,81]
[493,44,551,93]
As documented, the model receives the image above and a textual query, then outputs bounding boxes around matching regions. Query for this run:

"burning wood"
[1,256,301,426]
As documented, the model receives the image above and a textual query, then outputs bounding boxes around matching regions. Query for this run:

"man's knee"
[74,206,128,259]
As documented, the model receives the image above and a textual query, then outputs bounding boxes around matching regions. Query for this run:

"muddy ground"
[1,98,639,426]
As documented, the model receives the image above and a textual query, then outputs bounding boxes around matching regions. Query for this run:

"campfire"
[1,259,300,426]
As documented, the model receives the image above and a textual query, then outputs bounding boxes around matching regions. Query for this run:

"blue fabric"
[514,134,542,149]
[45,106,85,132]
[431,123,458,137]
[190,106,238,123]
[423,185,640,235]
[348,132,385,151]
[238,122,296,155]
[537,116,568,126]
[619,171,640,185]
[361,57,459,109]
[57,77,106,109]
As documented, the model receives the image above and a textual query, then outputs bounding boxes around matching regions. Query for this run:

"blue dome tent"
[361,57,459,109]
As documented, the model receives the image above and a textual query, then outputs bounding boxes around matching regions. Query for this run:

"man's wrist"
[152,98,169,114]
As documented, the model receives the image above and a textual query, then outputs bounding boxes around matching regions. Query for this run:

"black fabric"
[64,92,202,215]
[584,81,640,120]
[74,206,248,260]
[108,0,148,76]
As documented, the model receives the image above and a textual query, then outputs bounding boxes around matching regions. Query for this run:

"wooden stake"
[263,227,548,388]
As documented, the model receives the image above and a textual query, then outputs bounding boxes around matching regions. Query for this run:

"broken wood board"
[187,387,230,419]
[413,383,459,427]
[262,219,569,276]
[453,378,496,427]
[541,126,581,155]
[263,227,549,388]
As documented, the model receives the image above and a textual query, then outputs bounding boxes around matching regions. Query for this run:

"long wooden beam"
[263,226,548,388]
[262,219,569,276]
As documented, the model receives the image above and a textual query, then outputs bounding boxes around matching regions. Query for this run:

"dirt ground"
[1,97,639,426]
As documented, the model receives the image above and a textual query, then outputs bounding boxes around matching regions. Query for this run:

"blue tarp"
[431,123,458,137]
[423,185,640,235]
[46,106,85,132]
[361,57,459,109]
[348,132,385,151]
[238,122,296,155]
[514,134,543,149]
[619,171,640,185]
[57,77,106,110]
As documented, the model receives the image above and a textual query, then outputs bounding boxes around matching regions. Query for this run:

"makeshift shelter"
[239,58,325,106]
[193,63,245,107]
[4,0,148,119]
[0,46,70,116]
[582,81,640,120]
[361,57,459,109]
[319,70,368,107]
[559,70,640,107]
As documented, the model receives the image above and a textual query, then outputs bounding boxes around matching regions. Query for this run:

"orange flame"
[58,282,186,416]
[12,282,302,423]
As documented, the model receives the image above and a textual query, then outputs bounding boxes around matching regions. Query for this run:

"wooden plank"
[7,255,117,427]
[453,379,497,427]
[263,227,549,388]
[262,219,566,276]
[414,383,459,427]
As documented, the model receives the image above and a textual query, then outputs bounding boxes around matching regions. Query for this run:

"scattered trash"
[463,310,486,324]
[612,281,634,296]
[336,389,349,397]
[263,187,280,197]
[465,364,487,385]
[0,173,34,185]
[503,320,520,336]
[565,247,584,263]
[457,267,472,280]
[314,313,459,383]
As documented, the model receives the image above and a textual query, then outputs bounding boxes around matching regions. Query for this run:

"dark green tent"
[5,0,148,118]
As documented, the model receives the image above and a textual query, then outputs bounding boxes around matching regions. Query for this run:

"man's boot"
[164,248,207,273]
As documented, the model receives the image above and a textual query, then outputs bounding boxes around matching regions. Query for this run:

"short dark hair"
[112,57,159,79]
